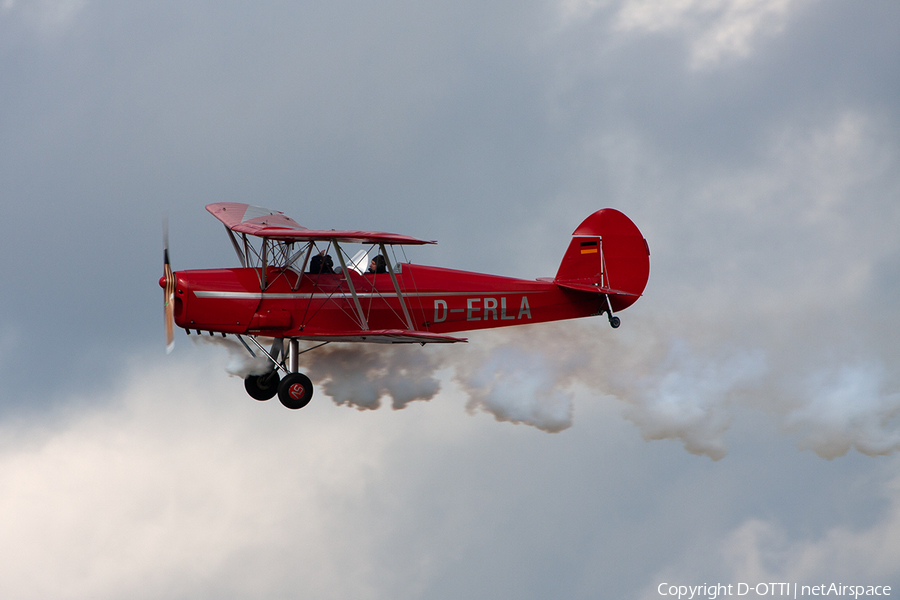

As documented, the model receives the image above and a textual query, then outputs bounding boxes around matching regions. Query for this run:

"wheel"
[245,371,280,401]
[609,316,621,329]
[278,373,314,409]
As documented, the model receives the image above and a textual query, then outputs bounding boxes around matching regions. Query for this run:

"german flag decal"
[580,240,598,254]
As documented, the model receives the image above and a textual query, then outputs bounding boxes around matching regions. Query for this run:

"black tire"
[278,373,314,409]
[245,371,280,401]
[609,316,621,329]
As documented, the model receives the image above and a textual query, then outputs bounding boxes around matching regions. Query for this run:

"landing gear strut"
[604,294,621,329]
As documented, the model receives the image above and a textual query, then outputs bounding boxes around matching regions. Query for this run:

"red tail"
[555,209,650,313]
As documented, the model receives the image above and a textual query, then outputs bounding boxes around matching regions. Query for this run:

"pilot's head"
[369,255,386,273]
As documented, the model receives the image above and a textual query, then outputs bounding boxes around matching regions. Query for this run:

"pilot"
[309,252,334,274]
[367,255,387,274]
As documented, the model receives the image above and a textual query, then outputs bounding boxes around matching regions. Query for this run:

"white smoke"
[193,336,444,411]
[784,363,900,459]
[621,341,767,461]
[457,347,574,433]
[191,335,272,378]
[305,345,442,410]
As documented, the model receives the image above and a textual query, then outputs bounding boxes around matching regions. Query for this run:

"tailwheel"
[245,371,281,401]
[603,294,620,328]
[278,373,314,409]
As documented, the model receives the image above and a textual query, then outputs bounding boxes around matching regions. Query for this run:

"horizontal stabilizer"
[293,329,467,344]
[554,281,640,297]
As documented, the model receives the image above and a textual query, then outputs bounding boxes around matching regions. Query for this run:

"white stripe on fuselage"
[193,290,541,300]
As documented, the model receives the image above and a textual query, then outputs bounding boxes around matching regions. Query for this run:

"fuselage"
[170,263,621,339]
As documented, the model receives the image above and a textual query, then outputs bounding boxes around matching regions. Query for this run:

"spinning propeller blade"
[163,219,175,353]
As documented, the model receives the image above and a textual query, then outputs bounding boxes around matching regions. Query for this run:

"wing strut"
[260,238,268,290]
[380,243,415,331]
[289,242,313,291]
[333,240,369,330]
[225,225,247,268]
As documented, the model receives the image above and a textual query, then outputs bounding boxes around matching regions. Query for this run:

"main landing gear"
[240,337,319,410]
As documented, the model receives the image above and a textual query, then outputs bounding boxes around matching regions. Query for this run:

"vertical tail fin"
[554,208,650,313]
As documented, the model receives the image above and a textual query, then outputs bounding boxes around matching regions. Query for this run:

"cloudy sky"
[2,0,900,598]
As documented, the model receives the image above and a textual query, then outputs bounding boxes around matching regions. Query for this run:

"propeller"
[163,219,175,353]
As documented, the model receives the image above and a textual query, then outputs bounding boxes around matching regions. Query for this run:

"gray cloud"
[2,0,900,596]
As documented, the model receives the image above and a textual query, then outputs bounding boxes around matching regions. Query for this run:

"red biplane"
[161,203,650,409]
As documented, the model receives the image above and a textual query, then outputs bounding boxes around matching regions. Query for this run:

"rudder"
[554,209,650,313]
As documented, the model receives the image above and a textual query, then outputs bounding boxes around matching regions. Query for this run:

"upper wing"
[206,202,307,235]
[206,202,435,245]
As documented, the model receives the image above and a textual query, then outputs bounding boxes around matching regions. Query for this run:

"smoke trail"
[619,341,767,461]
[191,336,272,378]
[784,363,900,459]
[195,319,900,461]
[305,345,442,410]
[446,321,900,461]
[448,326,770,453]
[191,337,443,411]
[287,336,578,431]
[456,346,574,433]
